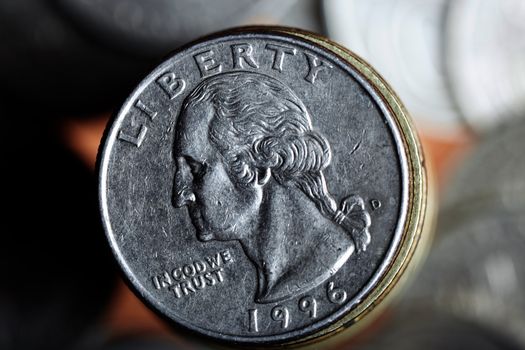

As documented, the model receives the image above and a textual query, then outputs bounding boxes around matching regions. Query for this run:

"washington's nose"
[174,187,196,208]
[173,157,196,208]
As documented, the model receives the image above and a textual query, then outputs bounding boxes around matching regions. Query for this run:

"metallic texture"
[98,27,427,346]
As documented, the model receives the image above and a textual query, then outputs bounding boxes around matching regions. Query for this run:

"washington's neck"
[239,181,355,304]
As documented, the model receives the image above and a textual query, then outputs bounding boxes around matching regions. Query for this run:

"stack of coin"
[98,26,429,348]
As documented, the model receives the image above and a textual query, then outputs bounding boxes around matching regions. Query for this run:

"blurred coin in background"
[55,0,323,58]
[0,0,151,116]
[323,0,459,138]
[443,117,525,215]
[351,311,523,350]
[323,0,525,138]
[405,213,525,347]
[0,0,322,118]
[445,0,525,133]
[400,117,525,347]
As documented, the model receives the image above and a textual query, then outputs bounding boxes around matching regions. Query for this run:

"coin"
[322,0,461,138]
[98,27,427,346]
[55,0,322,58]
[403,212,525,347]
[401,117,525,347]
[354,310,522,350]
[443,117,525,216]
[445,0,525,132]
[0,0,321,117]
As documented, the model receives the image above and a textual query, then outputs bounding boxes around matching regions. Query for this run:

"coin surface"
[98,27,427,346]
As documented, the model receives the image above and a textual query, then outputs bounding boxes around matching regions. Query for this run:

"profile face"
[171,71,372,303]
[172,101,263,242]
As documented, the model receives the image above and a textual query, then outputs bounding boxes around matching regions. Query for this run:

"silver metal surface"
[98,28,412,345]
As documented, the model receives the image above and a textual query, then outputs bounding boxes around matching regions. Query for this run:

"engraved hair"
[182,71,370,235]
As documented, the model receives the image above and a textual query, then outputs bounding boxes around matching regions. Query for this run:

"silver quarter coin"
[98,27,427,346]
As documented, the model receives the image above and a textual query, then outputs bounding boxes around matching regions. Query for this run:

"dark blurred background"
[1,0,523,349]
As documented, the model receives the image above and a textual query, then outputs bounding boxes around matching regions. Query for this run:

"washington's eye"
[186,157,206,178]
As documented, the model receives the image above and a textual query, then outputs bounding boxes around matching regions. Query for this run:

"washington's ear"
[253,167,271,186]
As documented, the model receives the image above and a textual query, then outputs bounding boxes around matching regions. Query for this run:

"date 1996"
[248,282,347,332]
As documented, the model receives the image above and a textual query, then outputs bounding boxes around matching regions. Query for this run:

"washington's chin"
[196,225,237,242]
[197,231,214,242]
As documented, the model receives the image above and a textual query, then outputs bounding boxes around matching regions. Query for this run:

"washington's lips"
[188,204,214,241]
[188,204,204,230]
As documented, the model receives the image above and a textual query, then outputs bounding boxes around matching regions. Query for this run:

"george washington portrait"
[172,71,371,303]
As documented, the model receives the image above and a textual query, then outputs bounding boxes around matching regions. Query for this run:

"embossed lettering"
[180,280,195,295]
[134,99,157,120]
[153,276,161,289]
[192,275,206,290]
[214,268,224,282]
[152,250,233,299]
[118,124,147,147]
[204,272,216,286]
[156,72,186,99]
[231,43,259,69]
[371,199,381,210]
[183,264,196,277]
[152,271,172,289]
[172,285,182,298]
[195,260,206,273]
[327,282,347,304]
[304,53,333,84]
[206,253,222,269]
[248,309,259,332]
[271,305,290,329]
[299,296,317,318]
[194,49,222,77]
[172,267,183,281]
[265,43,296,72]
[220,250,233,263]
